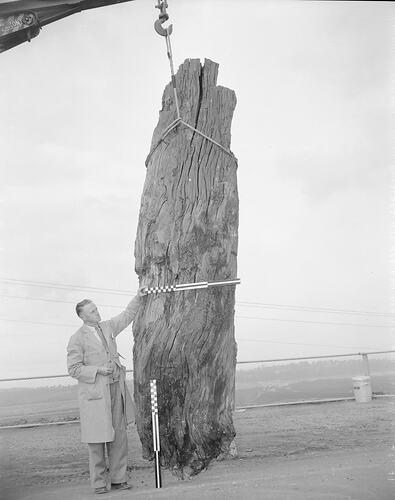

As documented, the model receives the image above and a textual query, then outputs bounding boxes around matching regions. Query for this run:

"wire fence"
[0,350,393,383]
[0,350,394,429]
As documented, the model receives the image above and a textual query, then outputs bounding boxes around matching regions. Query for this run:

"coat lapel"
[81,324,104,350]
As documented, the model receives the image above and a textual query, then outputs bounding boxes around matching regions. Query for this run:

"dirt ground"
[0,400,394,499]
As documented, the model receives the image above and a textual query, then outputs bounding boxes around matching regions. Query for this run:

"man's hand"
[137,286,148,297]
[97,365,113,376]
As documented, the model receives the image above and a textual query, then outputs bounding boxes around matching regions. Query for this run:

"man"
[67,288,146,494]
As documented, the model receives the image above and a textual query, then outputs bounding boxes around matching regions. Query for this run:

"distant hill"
[0,380,134,406]
[236,358,395,383]
[0,359,393,424]
[235,358,395,406]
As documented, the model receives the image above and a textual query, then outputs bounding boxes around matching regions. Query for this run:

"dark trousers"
[87,381,128,488]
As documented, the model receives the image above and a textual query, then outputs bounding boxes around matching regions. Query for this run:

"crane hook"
[154,0,173,37]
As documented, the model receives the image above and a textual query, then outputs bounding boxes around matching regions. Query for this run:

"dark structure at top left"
[0,0,134,53]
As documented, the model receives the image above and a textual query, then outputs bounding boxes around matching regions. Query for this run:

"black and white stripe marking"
[150,379,162,488]
[144,278,240,295]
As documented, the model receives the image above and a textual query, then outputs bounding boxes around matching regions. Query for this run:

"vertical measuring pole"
[150,379,162,488]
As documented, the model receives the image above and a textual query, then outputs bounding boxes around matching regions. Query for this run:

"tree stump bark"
[133,58,238,478]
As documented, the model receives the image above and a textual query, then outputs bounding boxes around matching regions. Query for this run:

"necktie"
[95,324,109,352]
[95,324,119,383]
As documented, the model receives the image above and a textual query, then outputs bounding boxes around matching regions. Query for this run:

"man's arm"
[67,336,111,382]
[105,288,146,338]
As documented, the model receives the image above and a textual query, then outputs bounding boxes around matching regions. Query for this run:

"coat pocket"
[79,380,103,401]
[86,387,102,400]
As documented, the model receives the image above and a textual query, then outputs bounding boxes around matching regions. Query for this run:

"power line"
[235,315,394,329]
[0,302,393,330]
[1,277,393,318]
[240,339,378,350]
[237,301,395,318]
[0,277,132,296]
[0,314,392,330]
[0,294,123,309]
[0,317,79,328]
[0,317,382,350]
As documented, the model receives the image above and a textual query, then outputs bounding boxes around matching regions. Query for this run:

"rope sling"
[146,0,235,166]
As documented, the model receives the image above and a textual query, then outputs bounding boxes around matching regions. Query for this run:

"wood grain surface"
[133,58,238,478]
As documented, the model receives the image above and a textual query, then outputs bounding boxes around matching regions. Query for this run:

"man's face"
[80,302,101,325]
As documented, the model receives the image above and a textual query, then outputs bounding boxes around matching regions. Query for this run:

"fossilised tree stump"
[133,58,238,478]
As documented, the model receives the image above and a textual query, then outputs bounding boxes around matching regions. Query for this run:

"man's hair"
[76,299,92,318]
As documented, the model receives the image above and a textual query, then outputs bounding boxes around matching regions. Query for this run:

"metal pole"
[361,353,370,376]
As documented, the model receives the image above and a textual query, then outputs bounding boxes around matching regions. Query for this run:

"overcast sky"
[0,0,393,382]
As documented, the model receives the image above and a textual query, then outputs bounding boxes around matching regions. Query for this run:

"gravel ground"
[0,400,394,499]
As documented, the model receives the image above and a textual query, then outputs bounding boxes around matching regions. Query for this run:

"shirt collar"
[84,324,96,332]
[81,323,99,334]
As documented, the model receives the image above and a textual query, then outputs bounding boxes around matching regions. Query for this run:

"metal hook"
[154,0,173,37]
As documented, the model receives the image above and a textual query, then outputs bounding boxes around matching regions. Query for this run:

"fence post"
[361,353,370,376]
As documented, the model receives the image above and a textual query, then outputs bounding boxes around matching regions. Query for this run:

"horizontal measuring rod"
[143,278,240,295]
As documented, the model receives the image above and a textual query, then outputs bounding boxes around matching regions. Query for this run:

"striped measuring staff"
[143,278,240,295]
[150,379,162,488]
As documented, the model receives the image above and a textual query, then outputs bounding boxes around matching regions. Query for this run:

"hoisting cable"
[147,0,235,166]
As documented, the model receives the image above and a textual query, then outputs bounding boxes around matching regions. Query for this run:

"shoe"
[111,482,132,490]
[94,486,108,494]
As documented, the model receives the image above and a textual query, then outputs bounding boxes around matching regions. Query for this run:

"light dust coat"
[67,296,141,443]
